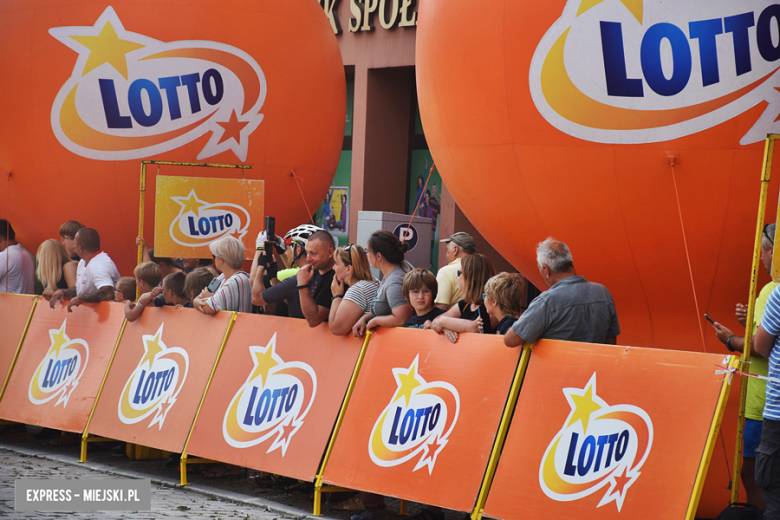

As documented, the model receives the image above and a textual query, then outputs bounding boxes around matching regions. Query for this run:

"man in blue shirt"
[754,284,780,519]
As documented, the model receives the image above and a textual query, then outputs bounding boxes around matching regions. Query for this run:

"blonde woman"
[36,239,77,299]
[329,244,379,335]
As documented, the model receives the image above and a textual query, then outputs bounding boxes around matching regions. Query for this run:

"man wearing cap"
[435,232,476,310]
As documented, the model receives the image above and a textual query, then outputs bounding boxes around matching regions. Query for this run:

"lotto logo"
[539,373,653,511]
[49,6,266,161]
[223,333,317,455]
[28,320,89,408]
[118,324,189,429]
[368,356,459,474]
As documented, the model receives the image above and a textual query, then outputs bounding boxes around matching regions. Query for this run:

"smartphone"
[207,277,222,293]
[704,313,715,324]
[264,216,275,267]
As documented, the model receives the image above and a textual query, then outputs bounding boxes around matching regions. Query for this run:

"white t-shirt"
[76,252,121,296]
[0,244,35,294]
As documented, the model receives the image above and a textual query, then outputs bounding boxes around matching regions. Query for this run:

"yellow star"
[250,337,279,388]
[567,384,603,433]
[172,190,207,217]
[48,321,70,357]
[71,21,144,79]
[140,328,165,368]
[576,0,643,24]
[392,360,422,407]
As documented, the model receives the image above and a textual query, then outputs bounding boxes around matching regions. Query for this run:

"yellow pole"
[0,296,38,403]
[313,332,372,516]
[179,312,238,486]
[730,134,777,503]
[689,356,740,519]
[80,318,127,463]
[470,343,533,520]
[136,161,147,301]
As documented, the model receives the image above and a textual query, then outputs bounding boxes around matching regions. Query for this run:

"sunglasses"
[482,292,488,300]
[457,270,462,277]
[344,244,354,265]
[764,223,774,246]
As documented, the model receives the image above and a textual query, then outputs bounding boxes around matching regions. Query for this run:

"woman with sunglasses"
[428,254,496,341]
[352,230,415,337]
[329,244,379,335]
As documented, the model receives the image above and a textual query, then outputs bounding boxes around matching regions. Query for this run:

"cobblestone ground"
[0,429,465,520]
[0,447,295,519]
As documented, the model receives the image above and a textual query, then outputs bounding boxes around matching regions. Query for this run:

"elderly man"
[435,232,476,310]
[50,228,120,311]
[505,237,620,347]
[0,219,35,294]
[254,229,335,327]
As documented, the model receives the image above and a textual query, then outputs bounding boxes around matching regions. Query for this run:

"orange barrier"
[184,314,363,481]
[0,294,37,401]
[483,340,735,520]
[322,328,522,513]
[86,306,233,453]
[0,300,126,433]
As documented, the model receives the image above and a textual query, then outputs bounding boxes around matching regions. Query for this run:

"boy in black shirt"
[403,268,446,328]
[484,272,526,335]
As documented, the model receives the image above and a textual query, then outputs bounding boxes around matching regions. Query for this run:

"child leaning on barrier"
[184,267,215,304]
[402,268,445,329]
[483,272,526,335]
[114,277,136,303]
[124,261,162,321]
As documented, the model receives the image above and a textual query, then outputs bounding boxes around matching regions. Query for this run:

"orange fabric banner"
[185,314,363,481]
[323,328,521,513]
[87,307,232,453]
[0,294,36,395]
[483,340,731,520]
[0,300,125,433]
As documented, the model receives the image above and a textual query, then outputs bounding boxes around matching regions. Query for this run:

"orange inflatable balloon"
[416,0,780,352]
[0,0,345,275]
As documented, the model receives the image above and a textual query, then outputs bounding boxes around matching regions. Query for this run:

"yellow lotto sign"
[154,175,264,259]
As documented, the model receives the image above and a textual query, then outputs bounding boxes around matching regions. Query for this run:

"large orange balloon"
[0,0,345,275]
[416,0,780,353]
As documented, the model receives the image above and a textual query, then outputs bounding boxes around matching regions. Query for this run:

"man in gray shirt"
[504,237,619,347]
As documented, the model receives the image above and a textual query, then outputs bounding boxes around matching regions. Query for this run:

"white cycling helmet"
[284,224,324,247]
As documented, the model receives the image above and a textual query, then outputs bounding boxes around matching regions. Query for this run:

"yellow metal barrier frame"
[688,355,740,519]
[313,331,373,516]
[0,295,38,403]
[730,134,778,504]
[179,312,238,486]
[80,318,128,463]
[136,160,251,300]
[470,343,533,520]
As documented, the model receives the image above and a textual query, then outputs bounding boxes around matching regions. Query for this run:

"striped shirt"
[761,285,780,421]
[206,271,252,313]
[344,280,379,313]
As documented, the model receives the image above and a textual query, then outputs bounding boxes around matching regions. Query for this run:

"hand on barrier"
[736,303,747,327]
[443,329,459,343]
[353,314,369,337]
[366,317,381,333]
[66,296,82,313]
[475,316,484,333]
[42,287,53,300]
[49,289,66,308]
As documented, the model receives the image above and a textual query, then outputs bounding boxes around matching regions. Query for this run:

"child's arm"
[125,287,161,322]
[431,315,482,334]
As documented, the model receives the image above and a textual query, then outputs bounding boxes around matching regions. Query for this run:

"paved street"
[0,428,460,520]
[0,446,295,519]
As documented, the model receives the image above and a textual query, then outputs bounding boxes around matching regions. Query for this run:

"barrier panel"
[0,294,37,401]
[86,306,233,453]
[482,340,735,520]
[322,328,522,513]
[0,300,126,433]
[184,314,364,481]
